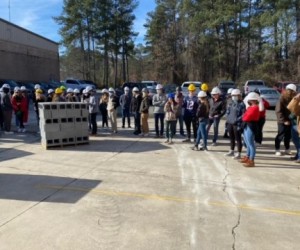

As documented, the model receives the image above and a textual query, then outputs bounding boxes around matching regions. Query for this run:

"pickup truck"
[243,80,266,95]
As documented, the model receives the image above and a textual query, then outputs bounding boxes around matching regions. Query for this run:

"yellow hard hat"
[35,89,43,94]
[55,88,63,94]
[201,83,208,91]
[188,84,196,92]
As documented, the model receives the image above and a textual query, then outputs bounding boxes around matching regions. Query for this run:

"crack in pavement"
[222,158,241,250]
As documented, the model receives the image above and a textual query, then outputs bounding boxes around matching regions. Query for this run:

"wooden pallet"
[42,141,89,150]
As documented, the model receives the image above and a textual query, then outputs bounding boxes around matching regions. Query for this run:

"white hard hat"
[124,86,130,91]
[48,89,54,94]
[108,87,115,92]
[83,89,87,94]
[34,84,41,89]
[231,89,241,96]
[227,88,234,94]
[2,83,10,89]
[14,86,20,92]
[74,88,80,94]
[286,84,297,92]
[86,86,93,92]
[197,91,207,98]
[132,87,139,92]
[101,88,108,93]
[211,87,221,95]
[67,88,74,93]
[156,84,163,90]
[20,86,27,91]
[247,92,260,101]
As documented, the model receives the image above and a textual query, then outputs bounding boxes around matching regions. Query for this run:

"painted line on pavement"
[36,184,300,217]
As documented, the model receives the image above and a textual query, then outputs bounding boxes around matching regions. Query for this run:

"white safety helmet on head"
[20,86,27,91]
[67,88,74,93]
[286,84,297,92]
[108,87,115,93]
[156,84,163,90]
[48,88,54,94]
[2,83,10,89]
[34,84,41,89]
[231,89,241,96]
[74,88,80,94]
[101,88,109,94]
[14,86,20,92]
[197,91,207,98]
[227,88,234,94]
[86,86,93,92]
[132,87,139,92]
[247,92,260,101]
[211,87,221,95]
[82,89,87,94]
[124,86,130,91]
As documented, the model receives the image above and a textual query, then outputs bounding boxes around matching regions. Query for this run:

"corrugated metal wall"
[0,18,58,52]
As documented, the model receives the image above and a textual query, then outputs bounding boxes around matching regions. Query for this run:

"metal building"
[0,18,59,82]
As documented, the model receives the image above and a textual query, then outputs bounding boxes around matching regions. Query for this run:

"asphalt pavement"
[0,108,299,250]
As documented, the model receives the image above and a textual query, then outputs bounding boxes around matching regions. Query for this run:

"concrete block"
[39,119,60,132]
[81,109,89,118]
[60,117,75,130]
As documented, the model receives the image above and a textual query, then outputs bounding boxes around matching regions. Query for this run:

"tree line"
[56,0,300,88]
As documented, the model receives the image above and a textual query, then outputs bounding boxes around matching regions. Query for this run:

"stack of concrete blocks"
[38,102,89,148]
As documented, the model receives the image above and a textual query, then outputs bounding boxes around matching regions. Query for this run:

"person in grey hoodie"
[87,87,99,135]
[0,84,13,134]
[152,84,167,138]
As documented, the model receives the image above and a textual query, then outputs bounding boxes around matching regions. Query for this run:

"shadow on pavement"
[0,148,34,162]
[0,173,101,203]
[44,139,169,153]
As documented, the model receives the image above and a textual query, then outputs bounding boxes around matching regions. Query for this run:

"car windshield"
[260,89,279,95]
[248,81,264,86]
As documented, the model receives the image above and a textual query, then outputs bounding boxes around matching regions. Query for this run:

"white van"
[181,81,202,95]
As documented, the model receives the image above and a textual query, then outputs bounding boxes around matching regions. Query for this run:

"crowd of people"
[1,82,300,167]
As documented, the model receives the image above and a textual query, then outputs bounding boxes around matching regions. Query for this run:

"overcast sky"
[0,0,155,45]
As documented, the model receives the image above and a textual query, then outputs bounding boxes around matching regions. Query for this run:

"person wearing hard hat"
[131,87,142,135]
[0,84,13,134]
[140,88,150,136]
[182,83,199,142]
[87,86,99,135]
[164,93,178,144]
[274,83,297,156]
[175,86,185,136]
[120,86,131,128]
[224,89,246,159]
[192,91,209,151]
[153,84,167,138]
[47,89,55,102]
[107,87,118,133]
[52,88,65,102]
[200,83,211,98]
[34,88,46,125]
[60,85,67,100]
[99,89,109,128]
[11,87,27,133]
[73,88,81,102]
[223,88,234,139]
[66,88,76,102]
[240,92,260,167]
[20,86,29,124]
[207,86,226,146]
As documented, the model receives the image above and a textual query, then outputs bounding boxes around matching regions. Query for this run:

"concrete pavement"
[0,110,299,250]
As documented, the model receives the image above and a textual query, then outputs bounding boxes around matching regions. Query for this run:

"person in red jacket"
[240,92,260,167]
[253,89,270,144]
[11,87,27,133]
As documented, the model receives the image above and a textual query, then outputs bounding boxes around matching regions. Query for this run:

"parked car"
[243,80,266,95]
[65,79,94,91]
[80,80,98,89]
[142,80,158,89]
[256,87,280,109]
[181,81,202,95]
[218,80,236,96]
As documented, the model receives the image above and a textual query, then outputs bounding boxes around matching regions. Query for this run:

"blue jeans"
[291,125,300,160]
[122,108,131,127]
[176,114,184,135]
[165,120,176,140]
[195,119,208,148]
[154,113,165,136]
[207,116,221,143]
[243,126,256,160]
